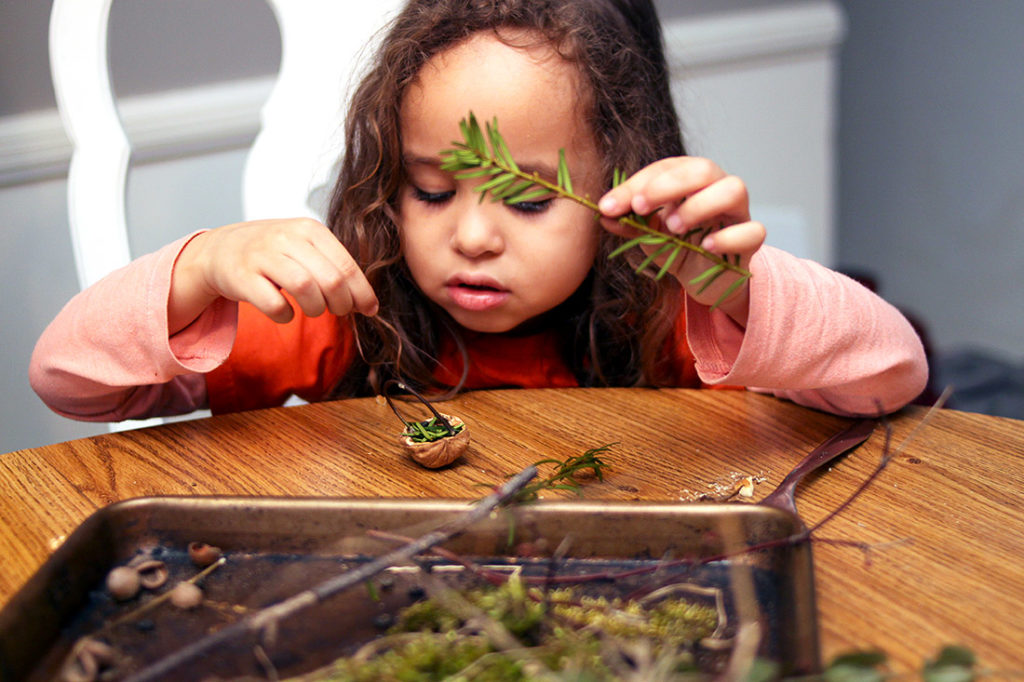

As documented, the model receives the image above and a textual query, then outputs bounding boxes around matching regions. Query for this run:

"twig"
[122,466,538,682]
[805,387,950,537]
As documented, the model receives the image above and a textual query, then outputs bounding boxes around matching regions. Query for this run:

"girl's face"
[398,32,603,334]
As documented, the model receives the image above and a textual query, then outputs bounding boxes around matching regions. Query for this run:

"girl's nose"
[450,201,504,258]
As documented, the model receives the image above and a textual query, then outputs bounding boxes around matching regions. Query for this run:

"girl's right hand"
[168,218,379,333]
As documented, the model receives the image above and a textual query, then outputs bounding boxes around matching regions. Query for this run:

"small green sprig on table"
[511,444,613,504]
[439,113,752,310]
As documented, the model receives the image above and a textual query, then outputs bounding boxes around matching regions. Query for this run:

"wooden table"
[2,388,1023,674]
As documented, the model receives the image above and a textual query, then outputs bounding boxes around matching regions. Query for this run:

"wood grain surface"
[2,388,1023,673]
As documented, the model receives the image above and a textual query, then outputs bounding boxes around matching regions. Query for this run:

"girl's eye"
[413,187,454,204]
[507,198,554,215]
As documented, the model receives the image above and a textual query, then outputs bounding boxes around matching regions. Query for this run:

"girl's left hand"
[597,156,765,326]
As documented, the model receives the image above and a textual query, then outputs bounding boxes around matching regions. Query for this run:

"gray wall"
[0,1,281,116]
[836,0,1023,361]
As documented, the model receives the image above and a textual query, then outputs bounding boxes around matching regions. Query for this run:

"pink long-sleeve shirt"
[29,234,928,421]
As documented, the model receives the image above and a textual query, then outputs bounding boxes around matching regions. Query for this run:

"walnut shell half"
[400,414,469,468]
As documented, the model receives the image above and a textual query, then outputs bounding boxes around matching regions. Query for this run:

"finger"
[664,175,749,235]
[597,158,676,217]
[598,157,725,217]
[243,274,297,324]
[261,251,330,318]
[328,258,379,317]
[700,221,766,256]
[306,230,379,316]
[632,158,726,215]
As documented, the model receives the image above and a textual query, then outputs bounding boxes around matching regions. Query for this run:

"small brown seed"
[105,566,141,601]
[188,541,222,567]
[168,581,204,609]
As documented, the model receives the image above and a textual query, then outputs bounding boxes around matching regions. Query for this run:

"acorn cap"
[400,414,469,468]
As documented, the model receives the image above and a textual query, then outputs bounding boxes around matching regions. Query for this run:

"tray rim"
[0,495,820,680]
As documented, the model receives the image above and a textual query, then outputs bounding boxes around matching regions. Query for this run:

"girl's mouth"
[446,278,510,312]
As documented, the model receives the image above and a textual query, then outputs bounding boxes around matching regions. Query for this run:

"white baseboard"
[0,1,842,188]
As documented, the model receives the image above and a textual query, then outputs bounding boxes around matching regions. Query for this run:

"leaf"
[931,646,976,667]
[829,651,887,667]
[488,118,519,172]
[608,234,666,260]
[710,273,750,310]
[689,263,726,287]
[493,178,534,201]
[466,112,486,153]
[825,651,886,682]
[476,171,517,195]
[458,116,473,150]
[634,242,674,276]
[922,646,976,682]
[655,244,682,280]
[454,166,503,180]
[507,188,551,204]
[558,148,573,194]
[612,167,625,187]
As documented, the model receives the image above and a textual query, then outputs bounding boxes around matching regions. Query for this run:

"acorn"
[105,566,141,601]
[168,581,204,609]
[399,414,469,468]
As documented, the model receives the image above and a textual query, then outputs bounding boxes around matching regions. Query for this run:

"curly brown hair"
[327,0,686,398]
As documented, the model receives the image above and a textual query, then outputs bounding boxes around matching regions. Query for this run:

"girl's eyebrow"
[403,154,557,181]
[403,154,441,167]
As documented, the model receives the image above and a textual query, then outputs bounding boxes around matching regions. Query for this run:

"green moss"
[300,576,718,681]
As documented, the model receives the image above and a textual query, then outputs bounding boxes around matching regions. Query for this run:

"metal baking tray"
[0,497,819,680]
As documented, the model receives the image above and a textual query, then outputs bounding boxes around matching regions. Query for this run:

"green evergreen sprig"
[512,444,613,504]
[402,416,465,443]
[439,113,753,310]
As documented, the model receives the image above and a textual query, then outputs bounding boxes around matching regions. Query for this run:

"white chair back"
[48,0,404,426]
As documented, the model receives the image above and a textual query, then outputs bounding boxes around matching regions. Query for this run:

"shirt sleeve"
[684,246,929,416]
[28,232,238,422]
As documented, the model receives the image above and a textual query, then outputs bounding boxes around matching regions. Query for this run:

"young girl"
[30,0,927,422]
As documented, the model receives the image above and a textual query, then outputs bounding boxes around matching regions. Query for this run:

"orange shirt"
[206,301,702,414]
